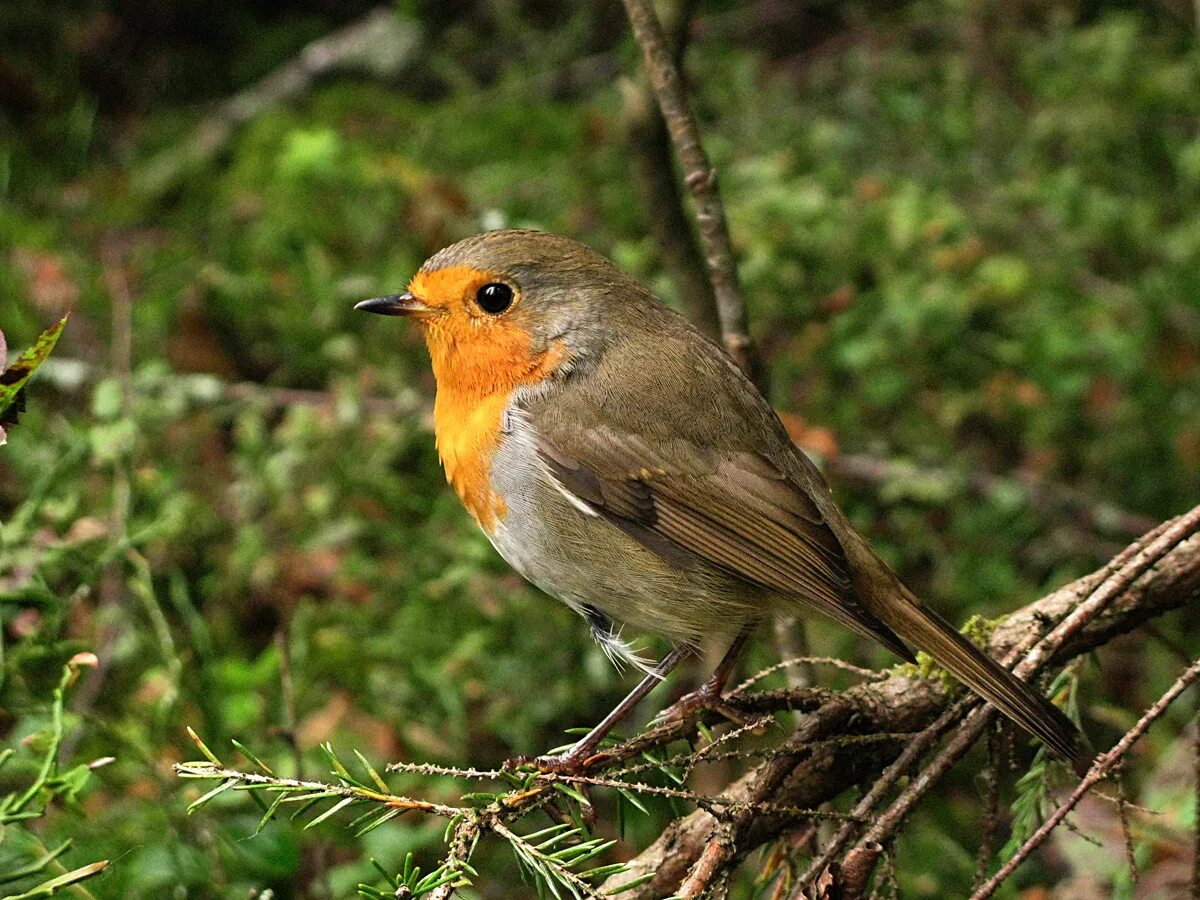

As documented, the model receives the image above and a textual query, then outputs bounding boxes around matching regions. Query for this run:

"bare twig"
[1011,503,1200,676]
[174,762,463,818]
[176,507,1198,900]
[971,657,1200,899]
[793,693,978,893]
[620,0,757,378]
[274,629,303,778]
[972,727,1003,889]
[1115,767,1138,887]
[274,629,333,900]
[37,356,425,419]
[620,0,720,339]
[674,700,858,897]
[1194,712,1200,899]
[784,506,1199,897]
[828,452,1155,540]
[620,0,818,732]
[35,356,1146,547]
[840,506,1200,863]
[811,842,883,900]
[62,239,135,760]
[135,8,420,199]
[604,516,1200,897]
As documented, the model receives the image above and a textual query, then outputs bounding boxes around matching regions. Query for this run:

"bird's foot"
[502,747,610,774]
[652,681,755,728]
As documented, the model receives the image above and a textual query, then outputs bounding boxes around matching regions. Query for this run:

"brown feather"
[536,433,916,663]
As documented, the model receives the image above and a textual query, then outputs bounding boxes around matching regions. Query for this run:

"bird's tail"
[871,582,1091,777]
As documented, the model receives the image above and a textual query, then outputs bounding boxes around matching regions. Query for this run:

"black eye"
[475,282,514,314]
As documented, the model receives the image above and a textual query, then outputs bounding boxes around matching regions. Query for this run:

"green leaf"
[0,315,68,445]
[185,727,222,765]
[605,872,654,894]
[187,777,238,814]
[353,749,390,793]
[304,794,356,829]
[254,793,287,835]
[617,788,650,818]
[354,806,403,837]
[551,782,591,807]
[0,859,109,899]
[231,739,274,775]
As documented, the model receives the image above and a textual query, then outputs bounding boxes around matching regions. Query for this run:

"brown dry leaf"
[402,721,453,759]
[11,248,80,312]
[854,176,886,202]
[126,778,161,801]
[297,691,352,748]
[10,608,41,638]
[984,371,1044,411]
[1021,447,1060,476]
[136,671,173,705]
[1013,379,1045,407]
[1174,430,1200,471]
[279,547,344,600]
[342,710,400,760]
[922,218,947,243]
[63,516,108,544]
[167,290,239,377]
[1157,334,1198,384]
[777,411,840,459]
[820,284,855,315]
[932,236,986,272]
[1086,376,1122,418]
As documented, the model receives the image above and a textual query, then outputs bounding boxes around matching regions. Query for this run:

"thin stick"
[62,239,135,760]
[620,0,756,377]
[795,506,1200,893]
[854,506,1200,852]
[1193,711,1200,899]
[276,628,333,900]
[971,658,1200,899]
[35,357,1148,543]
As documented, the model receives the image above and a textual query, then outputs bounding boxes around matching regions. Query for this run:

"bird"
[356,229,1089,775]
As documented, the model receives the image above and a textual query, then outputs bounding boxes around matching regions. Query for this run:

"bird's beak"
[354,293,440,317]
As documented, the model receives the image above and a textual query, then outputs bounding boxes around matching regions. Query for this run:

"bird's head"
[357,230,654,397]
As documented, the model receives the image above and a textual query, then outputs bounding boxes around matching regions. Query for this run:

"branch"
[620,0,757,379]
[676,508,1199,894]
[827,452,1156,541]
[34,356,1152,550]
[171,508,1199,898]
[799,506,1200,893]
[134,8,420,199]
[620,1,721,340]
[813,504,1200,883]
[603,506,1200,897]
[971,656,1200,898]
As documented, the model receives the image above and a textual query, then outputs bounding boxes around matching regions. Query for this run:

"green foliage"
[0,317,67,445]
[358,852,464,898]
[176,730,662,899]
[0,662,109,898]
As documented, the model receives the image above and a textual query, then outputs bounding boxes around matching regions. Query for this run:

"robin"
[357,229,1088,775]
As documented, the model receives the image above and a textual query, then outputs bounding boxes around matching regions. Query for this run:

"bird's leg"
[511,645,689,773]
[653,626,756,727]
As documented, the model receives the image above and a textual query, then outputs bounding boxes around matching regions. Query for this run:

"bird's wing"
[535,424,915,662]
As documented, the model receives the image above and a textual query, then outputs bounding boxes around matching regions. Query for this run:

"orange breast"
[434,389,511,532]
[413,265,566,533]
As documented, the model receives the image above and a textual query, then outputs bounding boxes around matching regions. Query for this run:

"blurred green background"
[1,0,1198,896]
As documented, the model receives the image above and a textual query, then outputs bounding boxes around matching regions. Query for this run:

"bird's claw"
[502,748,610,774]
[651,684,755,729]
